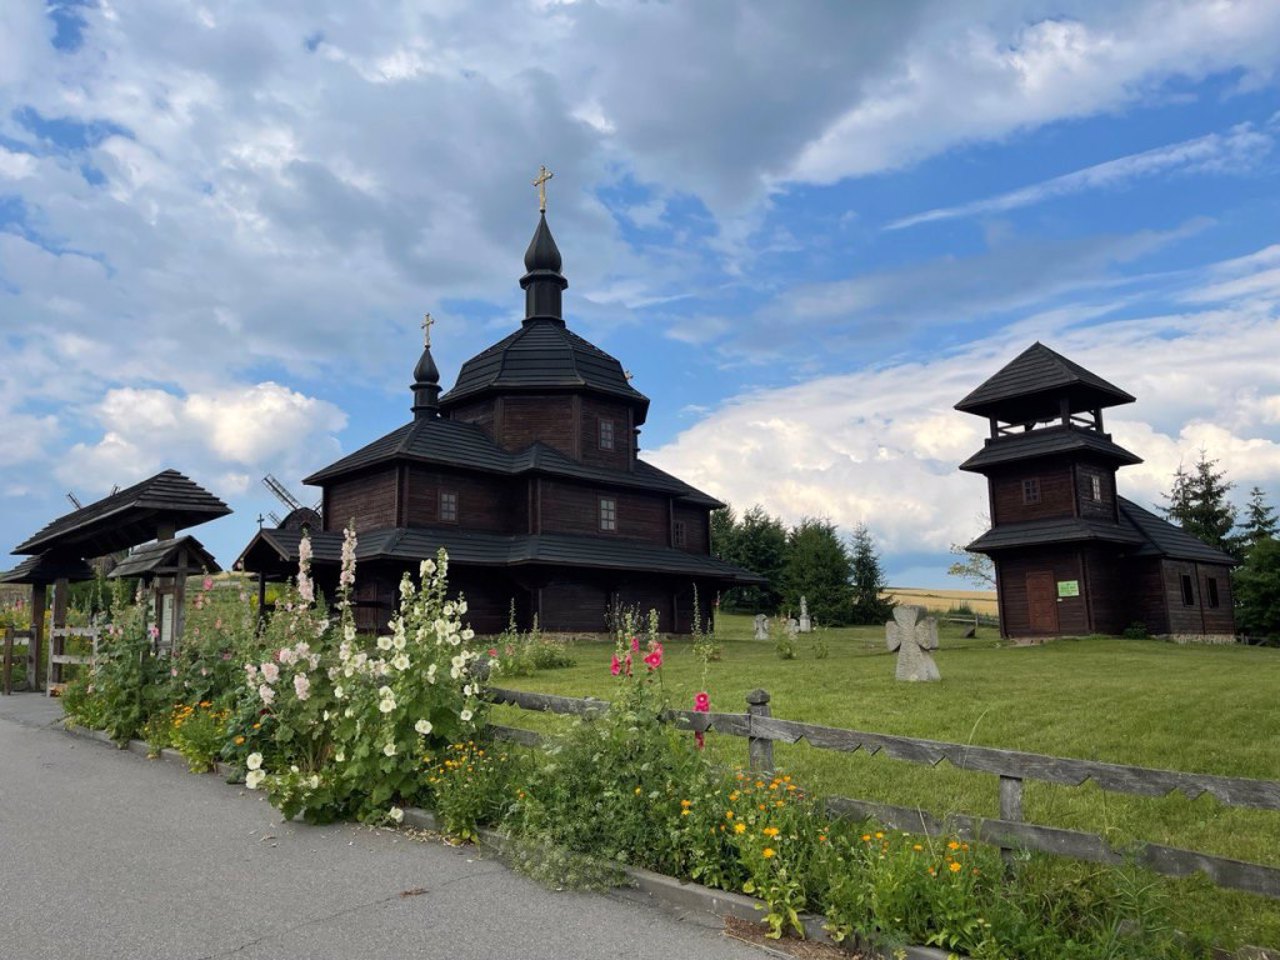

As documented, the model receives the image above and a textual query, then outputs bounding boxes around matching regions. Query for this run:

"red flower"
[643,643,663,670]
[630,635,641,653]
[610,654,622,676]
[623,652,633,675]
[488,648,498,657]
[693,692,710,712]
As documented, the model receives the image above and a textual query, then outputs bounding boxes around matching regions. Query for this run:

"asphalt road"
[0,696,762,960]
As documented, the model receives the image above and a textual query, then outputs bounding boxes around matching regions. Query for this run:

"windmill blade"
[262,474,304,512]
[267,511,283,527]
[66,492,83,509]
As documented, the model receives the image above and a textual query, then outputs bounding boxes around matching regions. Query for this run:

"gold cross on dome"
[532,164,554,213]
[421,312,434,348]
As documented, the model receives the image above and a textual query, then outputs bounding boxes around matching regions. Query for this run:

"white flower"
[451,655,466,670]
[246,752,264,771]
[377,635,393,651]
[290,765,300,774]
[335,750,345,762]
[457,601,468,616]
[246,769,266,790]
[322,710,330,721]
[392,653,410,672]
[293,674,311,701]
[426,663,438,684]
[278,646,296,666]
[388,806,404,823]
[295,641,311,657]
[258,683,276,705]
[420,558,436,577]
[344,708,354,718]
[334,684,345,699]
[260,662,280,684]
[399,577,415,599]
[450,665,462,680]
[383,741,397,757]
[460,709,473,723]
[414,719,433,735]
[379,698,396,714]
[378,686,393,698]
[244,663,258,681]
[392,633,407,651]
[461,627,475,641]
[443,602,455,617]
[343,623,356,644]
[463,684,473,697]
[308,774,320,789]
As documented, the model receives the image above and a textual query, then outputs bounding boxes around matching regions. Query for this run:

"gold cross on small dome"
[532,164,554,213]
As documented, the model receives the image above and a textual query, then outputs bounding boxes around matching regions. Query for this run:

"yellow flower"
[681,809,691,817]
[680,799,692,808]
[234,736,246,746]
[725,811,734,819]
[947,840,960,851]
[635,787,642,795]
[734,822,746,834]
[762,847,775,859]
[762,826,780,838]
[875,832,884,840]
[861,834,871,842]
[912,844,923,851]
[949,861,962,873]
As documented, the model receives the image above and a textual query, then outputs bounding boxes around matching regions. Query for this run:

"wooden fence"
[46,627,98,697]
[484,685,1280,900]
[2,627,36,695]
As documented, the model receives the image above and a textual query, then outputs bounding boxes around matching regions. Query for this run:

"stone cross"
[886,605,940,682]
[421,312,434,348]
[753,614,769,640]
[532,164,554,212]
[798,595,811,633]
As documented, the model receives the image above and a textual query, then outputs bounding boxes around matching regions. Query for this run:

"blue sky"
[2,1,1280,588]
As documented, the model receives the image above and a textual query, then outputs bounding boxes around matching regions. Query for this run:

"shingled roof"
[13,470,231,557]
[1117,498,1239,565]
[958,424,1142,472]
[439,320,649,415]
[238,526,763,584]
[0,554,96,585]
[109,536,221,579]
[303,418,721,506]
[955,342,1135,422]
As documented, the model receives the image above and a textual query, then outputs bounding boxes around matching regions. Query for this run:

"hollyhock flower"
[630,636,641,653]
[610,654,622,676]
[460,709,473,723]
[420,558,436,577]
[203,576,214,592]
[294,674,311,701]
[297,574,314,605]
[643,643,663,671]
[377,635,393,651]
[246,753,264,771]
[379,698,396,714]
[488,648,498,658]
[392,653,410,672]
[388,806,404,823]
[694,692,710,712]
[426,663,438,684]
[261,662,280,684]
[383,741,397,757]
[623,653,632,676]
[334,685,345,699]
[246,769,266,790]
[259,684,276,705]
[278,647,297,666]
[415,719,432,735]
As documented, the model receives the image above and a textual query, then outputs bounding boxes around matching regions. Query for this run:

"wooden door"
[1026,572,1059,634]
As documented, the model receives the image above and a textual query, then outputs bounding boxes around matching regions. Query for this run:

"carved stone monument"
[798,596,811,633]
[886,605,940,682]
[785,617,799,639]
[753,614,770,640]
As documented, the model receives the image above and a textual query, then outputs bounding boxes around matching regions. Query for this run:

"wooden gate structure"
[0,470,230,691]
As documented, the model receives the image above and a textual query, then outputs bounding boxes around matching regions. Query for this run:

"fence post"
[2,627,12,696]
[746,688,773,772]
[998,774,1024,870]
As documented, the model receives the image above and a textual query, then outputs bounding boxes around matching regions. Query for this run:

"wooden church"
[238,189,762,634]
[956,343,1237,640]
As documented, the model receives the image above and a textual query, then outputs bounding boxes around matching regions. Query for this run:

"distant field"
[884,586,999,616]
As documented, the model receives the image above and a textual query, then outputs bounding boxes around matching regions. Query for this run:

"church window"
[1088,474,1102,501]
[599,418,615,450]
[1180,574,1195,606]
[1022,478,1040,505]
[1207,578,1220,608]
[599,496,617,532]
[440,490,458,523]
[674,520,686,547]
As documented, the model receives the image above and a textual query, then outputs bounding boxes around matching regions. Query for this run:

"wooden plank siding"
[990,463,1075,524]
[447,399,496,438]
[673,504,710,553]
[498,395,575,455]
[1131,558,1172,635]
[1162,560,1236,636]
[995,550,1090,637]
[403,466,521,533]
[326,468,398,533]
[579,396,633,470]
[538,479,670,544]
[1075,460,1118,521]
[1081,545,1127,635]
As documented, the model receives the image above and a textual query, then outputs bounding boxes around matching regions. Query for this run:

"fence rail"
[484,684,1280,899]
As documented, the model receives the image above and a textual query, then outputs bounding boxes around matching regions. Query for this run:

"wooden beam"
[29,583,46,692]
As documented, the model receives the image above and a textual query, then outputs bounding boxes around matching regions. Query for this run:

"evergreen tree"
[729,504,788,612]
[710,506,738,562]
[1240,487,1278,554]
[849,524,895,625]
[1161,452,1238,557]
[781,517,853,626]
[1234,537,1280,641]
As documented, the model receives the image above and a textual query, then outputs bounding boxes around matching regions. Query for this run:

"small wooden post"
[999,775,1024,871]
[47,577,69,697]
[30,583,46,692]
[746,688,773,772]
[2,626,13,696]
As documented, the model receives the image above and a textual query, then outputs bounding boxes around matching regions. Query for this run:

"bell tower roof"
[955,342,1135,423]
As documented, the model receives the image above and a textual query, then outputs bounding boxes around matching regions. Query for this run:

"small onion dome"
[411,344,441,419]
[523,212,563,274]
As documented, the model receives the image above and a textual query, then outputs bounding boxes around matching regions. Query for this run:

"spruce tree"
[849,524,894,625]
[731,504,788,612]
[1161,452,1238,557]
[781,517,853,626]
[1240,487,1278,554]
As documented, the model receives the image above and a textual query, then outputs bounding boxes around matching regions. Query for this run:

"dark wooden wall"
[673,504,710,552]
[448,399,496,438]
[1161,560,1236,635]
[995,549,1089,637]
[1080,545,1126,635]
[1075,461,1118,521]
[326,467,398,533]
[580,397,633,470]
[991,464,1074,524]
[539,479,669,543]
[539,579,611,632]
[402,466,520,532]
[500,396,575,454]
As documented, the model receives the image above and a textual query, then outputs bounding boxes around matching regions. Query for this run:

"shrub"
[170,701,230,772]
[424,740,522,842]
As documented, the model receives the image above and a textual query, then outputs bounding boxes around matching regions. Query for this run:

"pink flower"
[643,643,663,671]
[630,636,641,653]
[610,654,622,676]
[623,653,632,676]
[693,692,710,712]
[202,576,214,592]
[260,662,280,684]
[293,673,311,701]
[488,648,498,657]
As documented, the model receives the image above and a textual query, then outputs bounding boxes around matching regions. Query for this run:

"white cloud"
[887,123,1273,230]
[649,248,1280,571]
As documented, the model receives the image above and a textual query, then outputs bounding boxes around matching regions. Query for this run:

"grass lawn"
[492,612,1280,948]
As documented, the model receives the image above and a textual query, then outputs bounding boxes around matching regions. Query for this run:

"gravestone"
[798,596,811,633]
[885,605,940,682]
[753,614,770,640]
[785,617,799,639]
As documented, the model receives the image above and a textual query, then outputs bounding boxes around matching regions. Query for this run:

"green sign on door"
[1057,580,1080,598]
